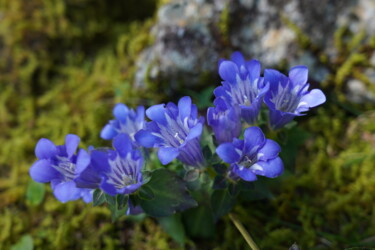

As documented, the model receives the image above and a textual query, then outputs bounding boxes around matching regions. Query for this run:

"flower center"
[107,156,137,189]
[52,156,76,180]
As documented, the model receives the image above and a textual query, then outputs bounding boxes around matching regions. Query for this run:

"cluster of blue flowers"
[29,52,325,207]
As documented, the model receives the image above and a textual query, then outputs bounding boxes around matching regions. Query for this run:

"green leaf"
[26,181,45,206]
[211,189,235,221]
[116,194,129,210]
[93,189,106,206]
[138,169,197,217]
[11,235,33,250]
[138,185,154,200]
[183,205,215,239]
[107,195,129,222]
[159,214,186,245]
[142,170,152,184]
[202,145,212,161]
[105,194,116,206]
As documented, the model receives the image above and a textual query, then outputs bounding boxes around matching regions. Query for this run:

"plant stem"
[229,213,260,250]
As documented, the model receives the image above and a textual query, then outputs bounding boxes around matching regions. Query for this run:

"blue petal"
[158,147,179,165]
[264,69,289,92]
[76,149,90,174]
[100,124,117,140]
[135,129,160,148]
[243,127,266,156]
[91,150,111,173]
[53,181,81,203]
[65,134,80,158]
[289,66,308,86]
[186,123,203,141]
[81,189,93,203]
[178,96,192,120]
[146,104,167,125]
[74,165,101,189]
[232,164,257,181]
[136,106,145,123]
[300,89,326,108]
[257,139,281,161]
[245,59,261,82]
[29,159,60,183]
[35,138,57,159]
[113,134,132,157]
[230,51,245,67]
[100,179,117,196]
[216,143,241,164]
[219,61,238,83]
[252,157,284,178]
[113,103,129,123]
[122,183,143,195]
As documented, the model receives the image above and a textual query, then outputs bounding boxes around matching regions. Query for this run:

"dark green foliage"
[137,169,197,217]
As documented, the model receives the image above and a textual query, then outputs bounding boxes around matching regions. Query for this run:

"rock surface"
[136,0,375,101]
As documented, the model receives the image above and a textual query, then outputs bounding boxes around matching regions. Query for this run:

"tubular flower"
[75,134,143,196]
[100,104,145,143]
[214,52,269,124]
[264,66,326,129]
[29,134,93,203]
[207,97,242,144]
[216,127,283,182]
[135,96,205,167]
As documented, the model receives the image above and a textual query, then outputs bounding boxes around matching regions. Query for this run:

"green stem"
[229,213,260,250]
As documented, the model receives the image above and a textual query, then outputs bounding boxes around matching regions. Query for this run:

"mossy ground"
[1,1,375,249]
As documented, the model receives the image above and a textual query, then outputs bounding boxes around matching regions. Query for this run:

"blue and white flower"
[135,96,205,167]
[29,134,93,203]
[264,66,326,129]
[101,104,145,143]
[216,127,283,182]
[214,52,269,124]
[75,134,143,196]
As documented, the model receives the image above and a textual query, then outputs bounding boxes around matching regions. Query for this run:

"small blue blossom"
[214,52,269,124]
[29,134,93,203]
[216,127,283,182]
[264,66,326,129]
[75,134,143,196]
[207,97,242,144]
[135,96,205,167]
[101,104,145,143]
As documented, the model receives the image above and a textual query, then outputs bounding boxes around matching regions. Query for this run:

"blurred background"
[0,0,375,249]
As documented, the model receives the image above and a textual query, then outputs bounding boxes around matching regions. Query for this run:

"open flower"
[214,52,269,124]
[135,96,205,167]
[29,134,93,203]
[207,97,242,144]
[264,66,326,129]
[75,134,143,196]
[100,104,145,143]
[216,127,283,182]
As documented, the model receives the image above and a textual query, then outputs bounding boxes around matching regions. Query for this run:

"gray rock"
[135,0,375,100]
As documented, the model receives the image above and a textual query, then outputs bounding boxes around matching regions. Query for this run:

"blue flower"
[75,134,143,196]
[29,134,93,203]
[135,96,205,167]
[101,104,145,143]
[264,66,326,129]
[216,127,283,182]
[207,97,242,144]
[214,52,269,124]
